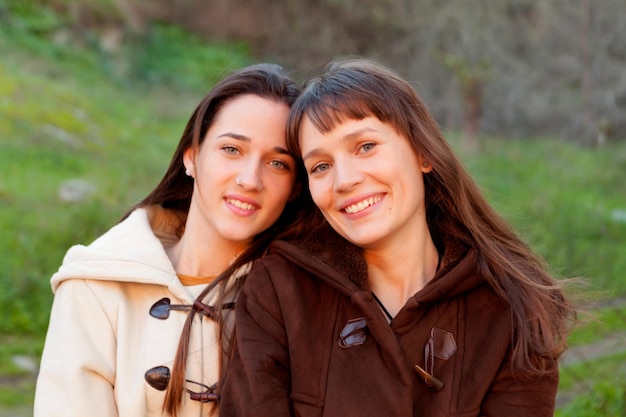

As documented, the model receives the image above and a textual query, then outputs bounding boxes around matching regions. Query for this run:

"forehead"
[215,94,286,121]
[203,95,291,151]
[211,95,288,132]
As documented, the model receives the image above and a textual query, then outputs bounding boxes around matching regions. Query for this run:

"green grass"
[0,47,188,335]
[558,355,626,417]
[0,335,42,408]
[567,305,626,347]
[559,350,626,391]
[459,137,626,297]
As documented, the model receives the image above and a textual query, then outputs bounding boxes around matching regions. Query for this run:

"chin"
[342,233,379,248]
[218,230,256,244]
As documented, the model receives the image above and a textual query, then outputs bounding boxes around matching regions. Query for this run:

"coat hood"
[50,207,184,292]
[268,222,484,303]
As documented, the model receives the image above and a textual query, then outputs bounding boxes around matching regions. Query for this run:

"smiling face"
[183,94,296,248]
[300,115,432,251]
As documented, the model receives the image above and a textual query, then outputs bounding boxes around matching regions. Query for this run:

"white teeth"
[344,196,381,214]
[227,199,255,211]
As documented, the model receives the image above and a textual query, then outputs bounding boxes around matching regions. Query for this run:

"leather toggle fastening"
[145,365,219,402]
[149,297,235,321]
[414,364,444,391]
[144,365,170,391]
[338,317,368,348]
[415,328,457,392]
[428,328,457,360]
[149,298,190,320]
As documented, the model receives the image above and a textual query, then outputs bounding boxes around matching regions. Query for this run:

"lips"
[343,195,382,214]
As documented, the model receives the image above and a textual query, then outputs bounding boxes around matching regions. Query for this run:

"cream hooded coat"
[34,207,243,417]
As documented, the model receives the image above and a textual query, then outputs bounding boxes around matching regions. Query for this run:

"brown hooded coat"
[220,224,558,417]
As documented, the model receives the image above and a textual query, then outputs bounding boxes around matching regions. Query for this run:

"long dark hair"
[286,57,575,377]
[125,63,317,416]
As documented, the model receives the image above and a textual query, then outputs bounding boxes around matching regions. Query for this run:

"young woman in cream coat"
[34,63,311,417]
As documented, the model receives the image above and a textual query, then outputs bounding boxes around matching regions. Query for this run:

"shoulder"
[262,224,369,289]
[50,208,177,291]
[53,278,140,310]
[245,251,313,295]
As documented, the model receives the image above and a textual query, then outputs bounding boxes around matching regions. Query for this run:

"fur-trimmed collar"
[270,222,473,296]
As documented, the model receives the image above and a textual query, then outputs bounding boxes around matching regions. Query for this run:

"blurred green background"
[1,1,625,416]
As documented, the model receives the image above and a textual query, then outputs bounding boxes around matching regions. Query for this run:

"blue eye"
[311,163,330,174]
[359,142,375,153]
[269,160,288,170]
[222,145,240,155]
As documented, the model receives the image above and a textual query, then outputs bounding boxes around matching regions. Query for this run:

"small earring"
[236,177,242,186]
[185,168,192,176]
[421,160,430,168]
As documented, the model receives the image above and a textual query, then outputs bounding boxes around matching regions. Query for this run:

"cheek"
[308,181,328,208]
[269,175,297,206]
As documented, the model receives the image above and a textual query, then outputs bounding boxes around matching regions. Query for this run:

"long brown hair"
[125,63,318,416]
[286,57,575,377]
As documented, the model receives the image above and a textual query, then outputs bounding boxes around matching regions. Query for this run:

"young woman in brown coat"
[219,58,575,417]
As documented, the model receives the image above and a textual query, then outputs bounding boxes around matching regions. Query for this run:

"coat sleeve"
[34,279,119,417]
[479,354,559,417]
[220,262,293,417]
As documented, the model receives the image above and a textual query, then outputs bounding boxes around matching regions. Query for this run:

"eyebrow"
[218,132,291,155]
[302,127,378,161]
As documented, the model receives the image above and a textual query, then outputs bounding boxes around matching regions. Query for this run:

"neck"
[365,234,439,318]
[166,231,247,278]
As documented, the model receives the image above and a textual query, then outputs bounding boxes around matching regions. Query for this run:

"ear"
[419,157,433,174]
[183,147,196,177]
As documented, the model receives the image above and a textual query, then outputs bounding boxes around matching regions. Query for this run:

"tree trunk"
[461,78,482,152]
[112,0,148,35]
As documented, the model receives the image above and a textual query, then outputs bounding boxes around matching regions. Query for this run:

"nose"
[236,159,263,191]
[333,157,364,193]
